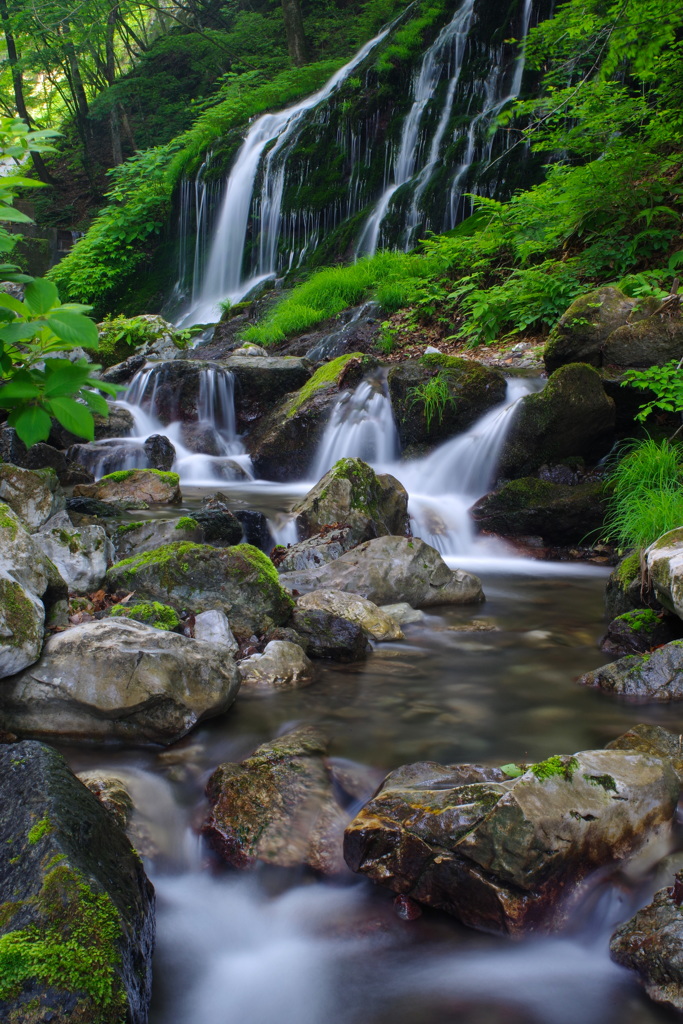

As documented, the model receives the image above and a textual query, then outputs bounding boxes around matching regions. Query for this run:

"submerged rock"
[74,468,181,506]
[610,872,683,1010]
[280,535,484,608]
[497,363,615,479]
[0,463,65,530]
[0,740,154,1023]
[470,477,605,545]
[294,457,409,543]
[606,724,683,782]
[344,751,679,935]
[297,589,403,641]
[202,725,348,874]
[106,542,294,635]
[579,641,683,700]
[544,287,635,373]
[238,640,317,695]
[0,618,241,744]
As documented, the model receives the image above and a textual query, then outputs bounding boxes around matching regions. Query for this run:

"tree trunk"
[280,0,307,66]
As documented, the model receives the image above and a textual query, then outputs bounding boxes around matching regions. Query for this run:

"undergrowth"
[603,438,683,551]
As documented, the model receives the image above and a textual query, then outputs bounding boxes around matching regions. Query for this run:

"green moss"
[328,457,381,519]
[0,864,126,1021]
[530,755,579,782]
[110,601,180,631]
[108,542,204,589]
[99,469,179,486]
[583,773,617,792]
[287,353,366,418]
[27,817,52,845]
[613,608,660,632]
[0,577,40,650]
[615,551,641,590]
[175,517,198,530]
[115,521,144,536]
[0,503,19,539]
[230,543,282,590]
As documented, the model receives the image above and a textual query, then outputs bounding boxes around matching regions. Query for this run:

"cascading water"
[312,377,399,479]
[356,0,476,257]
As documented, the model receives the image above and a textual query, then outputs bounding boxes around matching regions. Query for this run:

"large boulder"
[579,641,683,701]
[497,364,616,479]
[387,355,507,448]
[202,726,349,874]
[280,536,484,608]
[247,353,371,481]
[603,312,683,368]
[0,618,241,744]
[606,724,683,783]
[221,355,311,429]
[237,640,317,695]
[610,873,683,1010]
[293,457,409,542]
[344,750,679,935]
[34,511,113,592]
[74,469,181,507]
[297,590,403,641]
[106,542,294,636]
[0,464,65,530]
[119,359,229,425]
[0,741,154,1023]
[470,477,605,545]
[544,287,635,373]
[646,528,683,621]
[113,516,204,560]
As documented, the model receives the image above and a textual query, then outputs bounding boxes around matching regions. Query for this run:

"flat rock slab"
[344,751,678,935]
[0,618,241,745]
[579,641,683,700]
[606,723,683,782]
[0,740,155,1023]
[74,469,181,506]
[280,535,483,608]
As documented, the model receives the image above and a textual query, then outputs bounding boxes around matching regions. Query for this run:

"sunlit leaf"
[44,311,99,349]
[24,279,58,315]
[9,405,52,447]
[47,396,94,440]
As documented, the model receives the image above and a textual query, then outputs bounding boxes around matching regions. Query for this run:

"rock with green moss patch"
[221,355,311,429]
[106,542,293,635]
[601,608,681,657]
[0,740,154,1023]
[202,725,349,874]
[470,477,605,545]
[603,312,683,368]
[74,469,181,507]
[645,528,683,623]
[0,464,65,531]
[344,749,679,935]
[497,363,616,478]
[109,601,180,631]
[34,511,112,593]
[606,724,683,783]
[544,287,635,373]
[293,457,409,545]
[579,641,683,701]
[387,356,506,448]
[280,535,483,608]
[0,618,240,744]
[247,354,370,481]
[604,550,660,620]
[0,569,45,679]
[113,517,202,560]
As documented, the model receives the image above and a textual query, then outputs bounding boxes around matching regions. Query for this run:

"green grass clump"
[407,371,455,431]
[603,439,683,551]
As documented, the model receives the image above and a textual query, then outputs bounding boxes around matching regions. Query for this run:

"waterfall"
[183,23,396,325]
[312,377,399,479]
[356,0,476,257]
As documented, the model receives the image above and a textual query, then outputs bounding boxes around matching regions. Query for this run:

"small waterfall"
[356,0,476,257]
[312,377,399,479]
[184,23,396,325]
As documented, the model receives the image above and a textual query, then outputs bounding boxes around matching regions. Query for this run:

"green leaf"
[0,205,33,224]
[24,279,58,316]
[9,405,52,447]
[47,396,95,441]
[44,312,99,349]
[500,764,525,778]
[94,380,123,397]
[43,362,92,397]
[0,321,39,344]
[0,293,28,316]
[81,390,109,416]
[0,373,41,403]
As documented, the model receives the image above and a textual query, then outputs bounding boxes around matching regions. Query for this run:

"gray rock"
[74,469,181,507]
[344,750,679,935]
[202,725,348,874]
[0,740,154,1023]
[603,312,683,367]
[113,517,203,560]
[600,608,680,657]
[611,872,683,1009]
[292,607,372,662]
[0,566,45,678]
[274,526,359,572]
[0,618,241,745]
[379,602,426,624]
[0,463,65,530]
[238,640,317,694]
[544,286,635,372]
[280,535,484,608]
[222,354,311,429]
[470,477,606,545]
[579,641,683,700]
[35,512,113,592]
[49,403,135,448]
[144,434,176,471]
[606,723,683,782]
[297,589,403,641]
[193,609,237,651]
[646,528,683,620]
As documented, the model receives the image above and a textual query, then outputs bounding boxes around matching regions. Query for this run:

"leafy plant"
[603,438,683,550]
[407,371,455,431]
[376,320,398,354]
[622,360,683,422]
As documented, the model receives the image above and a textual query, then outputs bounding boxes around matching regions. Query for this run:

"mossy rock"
[73,469,181,508]
[604,551,660,620]
[109,601,180,631]
[580,640,683,700]
[221,355,311,430]
[601,608,681,657]
[387,356,507,448]
[497,363,616,479]
[0,740,154,1023]
[603,313,683,368]
[470,477,605,545]
[544,287,635,373]
[106,542,294,635]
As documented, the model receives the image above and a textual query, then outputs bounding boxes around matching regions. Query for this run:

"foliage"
[407,372,455,431]
[0,118,116,447]
[376,320,398,354]
[622,360,683,422]
[603,438,683,550]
